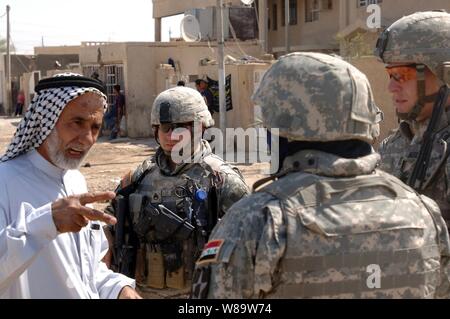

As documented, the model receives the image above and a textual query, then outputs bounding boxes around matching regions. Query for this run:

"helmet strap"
[153,127,161,145]
[396,65,438,121]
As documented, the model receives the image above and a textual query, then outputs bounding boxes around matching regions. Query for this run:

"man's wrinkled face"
[387,64,441,121]
[40,92,104,169]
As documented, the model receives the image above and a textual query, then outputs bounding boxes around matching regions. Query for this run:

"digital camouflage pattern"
[192,150,450,299]
[375,11,450,85]
[191,53,450,299]
[379,113,450,229]
[252,52,382,144]
[378,11,450,229]
[151,86,215,127]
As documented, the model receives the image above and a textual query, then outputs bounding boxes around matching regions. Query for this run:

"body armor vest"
[261,171,441,298]
[129,161,217,290]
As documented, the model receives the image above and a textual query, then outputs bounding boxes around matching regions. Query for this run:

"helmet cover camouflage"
[375,11,450,85]
[151,86,214,127]
[252,52,381,143]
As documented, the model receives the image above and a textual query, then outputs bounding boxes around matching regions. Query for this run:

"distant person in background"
[14,91,25,117]
[177,81,185,87]
[91,71,100,81]
[195,79,214,115]
[107,84,126,140]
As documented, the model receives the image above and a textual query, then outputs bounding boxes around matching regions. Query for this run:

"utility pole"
[6,5,11,115]
[216,0,226,136]
[41,36,44,47]
[258,0,268,53]
[284,0,290,54]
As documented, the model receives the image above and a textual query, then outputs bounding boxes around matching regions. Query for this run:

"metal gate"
[82,64,124,106]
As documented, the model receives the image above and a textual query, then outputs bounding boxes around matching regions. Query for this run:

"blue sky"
[0,0,183,53]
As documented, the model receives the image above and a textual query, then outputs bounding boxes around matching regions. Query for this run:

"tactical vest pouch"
[133,197,154,239]
[145,244,166,289]
[135,247,146,286]
[166,266,186,289]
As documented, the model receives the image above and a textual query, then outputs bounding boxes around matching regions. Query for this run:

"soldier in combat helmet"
[105,86,249,297]
[191,52,450,299]
[375,11,450,231]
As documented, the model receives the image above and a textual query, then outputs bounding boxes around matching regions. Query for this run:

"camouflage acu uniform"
[375,11,450,229]
[379,117,450,229]
[191,52,450,299]
[107,87,249,295]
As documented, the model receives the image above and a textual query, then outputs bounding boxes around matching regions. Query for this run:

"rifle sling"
[408,85,450,189]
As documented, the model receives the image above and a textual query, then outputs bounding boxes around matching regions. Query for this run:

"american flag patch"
[196,240,224,265]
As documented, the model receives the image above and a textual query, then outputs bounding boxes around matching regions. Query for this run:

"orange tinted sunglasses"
[386,65,417,83]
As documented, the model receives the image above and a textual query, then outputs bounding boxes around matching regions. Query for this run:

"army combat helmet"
[151,86,214,128]
[252,52,381,144]
[375,10,450,120]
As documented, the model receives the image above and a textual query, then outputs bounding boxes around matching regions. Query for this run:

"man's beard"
[46,130,89,170]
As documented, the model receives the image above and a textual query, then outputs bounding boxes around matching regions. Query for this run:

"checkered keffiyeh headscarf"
[1,73,107,162]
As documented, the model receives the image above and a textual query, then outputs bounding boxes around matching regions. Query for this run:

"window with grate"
[305,0,320,22]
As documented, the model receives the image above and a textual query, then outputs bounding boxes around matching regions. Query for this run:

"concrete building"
[0,50,79,115]
[264,0,450,55]
[153,0,259,45]
[78,40,264,138]
[152,0,242,41]
[156,0,449,56]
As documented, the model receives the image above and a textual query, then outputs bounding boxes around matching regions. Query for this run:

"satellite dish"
[241,0,254,5]
[180,15,201,42]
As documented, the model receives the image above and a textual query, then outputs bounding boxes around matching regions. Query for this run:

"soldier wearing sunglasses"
[105,86,250,297]
[376,11,450,230]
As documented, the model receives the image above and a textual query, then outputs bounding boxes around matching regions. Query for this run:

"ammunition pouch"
[132,200,153,240]
[160,241,183,273]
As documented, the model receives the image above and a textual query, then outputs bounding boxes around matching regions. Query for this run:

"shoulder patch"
[197,240,224,265]
[196,239,236,266]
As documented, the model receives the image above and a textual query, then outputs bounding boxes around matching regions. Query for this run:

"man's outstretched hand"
[51,192,117,233]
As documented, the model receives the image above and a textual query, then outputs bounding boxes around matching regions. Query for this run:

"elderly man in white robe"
[0,73,141,299]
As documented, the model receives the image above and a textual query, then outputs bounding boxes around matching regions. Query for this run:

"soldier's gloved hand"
[133,207,154,239]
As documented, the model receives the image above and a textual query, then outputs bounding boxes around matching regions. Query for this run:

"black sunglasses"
[159,122,192,133]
